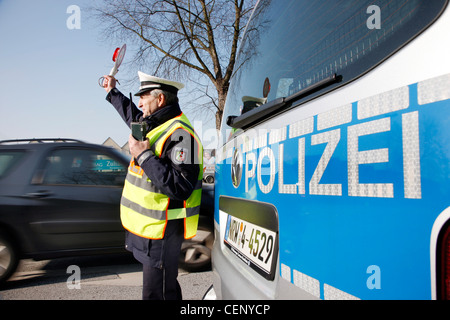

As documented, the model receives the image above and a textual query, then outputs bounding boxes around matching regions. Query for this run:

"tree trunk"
[215,86,228,130]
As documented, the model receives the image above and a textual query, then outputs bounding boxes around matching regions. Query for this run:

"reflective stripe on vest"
[120,113,203,240]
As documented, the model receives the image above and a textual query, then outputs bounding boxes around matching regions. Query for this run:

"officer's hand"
[103,75,116,93]
[129,134,150,160]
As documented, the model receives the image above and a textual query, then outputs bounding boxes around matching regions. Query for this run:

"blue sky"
[0,0,216,147]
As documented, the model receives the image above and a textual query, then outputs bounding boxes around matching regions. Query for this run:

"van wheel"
[0,232,19,285]
[179,223,214,272]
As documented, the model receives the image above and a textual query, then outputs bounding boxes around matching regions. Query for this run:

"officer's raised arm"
[103,75,142,127]
[102,75,116,93]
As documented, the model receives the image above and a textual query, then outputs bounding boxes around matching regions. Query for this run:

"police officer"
[103,72,203,300]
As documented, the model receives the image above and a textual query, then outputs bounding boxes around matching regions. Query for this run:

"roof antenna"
[130,93,148,141]
[130,92,137,122]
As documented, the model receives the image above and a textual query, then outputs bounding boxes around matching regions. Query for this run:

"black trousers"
[141,219,184,300]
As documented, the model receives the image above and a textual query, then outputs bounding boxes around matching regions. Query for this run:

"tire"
[0,231,19,285]
[179,221,214,272]
[203,175,214,184]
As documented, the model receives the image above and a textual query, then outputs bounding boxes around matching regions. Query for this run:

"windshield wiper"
[228,73,341,129]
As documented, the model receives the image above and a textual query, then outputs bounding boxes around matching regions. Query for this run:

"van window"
[221,0,447,140]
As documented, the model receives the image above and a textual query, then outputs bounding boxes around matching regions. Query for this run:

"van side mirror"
[226,115,237,127]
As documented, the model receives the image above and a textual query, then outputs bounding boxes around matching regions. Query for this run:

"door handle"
[25,191,52,198]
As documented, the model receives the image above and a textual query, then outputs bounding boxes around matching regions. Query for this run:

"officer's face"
[138,91,165,117]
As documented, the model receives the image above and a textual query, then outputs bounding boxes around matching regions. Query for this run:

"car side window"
[42,148,127,186]
[0,150,26,179]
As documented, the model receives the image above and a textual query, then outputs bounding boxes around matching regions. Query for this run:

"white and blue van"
[209,0,450,300]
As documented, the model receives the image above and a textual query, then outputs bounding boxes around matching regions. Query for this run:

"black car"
[0,138,213,284]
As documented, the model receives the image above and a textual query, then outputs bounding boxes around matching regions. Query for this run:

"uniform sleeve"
[106,88,142,128]
[136,128,201,201]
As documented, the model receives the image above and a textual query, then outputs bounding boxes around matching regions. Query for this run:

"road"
[0,254,213,300]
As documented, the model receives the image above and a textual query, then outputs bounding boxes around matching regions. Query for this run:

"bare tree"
[93,0,257,129]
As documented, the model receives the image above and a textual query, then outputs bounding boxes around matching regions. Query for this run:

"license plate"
[224,214,277,278]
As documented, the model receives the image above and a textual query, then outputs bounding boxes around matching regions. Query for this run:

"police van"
[209,0,450,300]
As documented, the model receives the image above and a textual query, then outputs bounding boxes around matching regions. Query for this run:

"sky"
[0,0,217,148]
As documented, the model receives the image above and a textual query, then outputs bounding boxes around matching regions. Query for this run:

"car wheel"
[0,231,19,285]
[179,222,214,272]
[203,175,214,184]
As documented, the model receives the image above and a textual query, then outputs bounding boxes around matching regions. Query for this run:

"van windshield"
[220,0,447,142]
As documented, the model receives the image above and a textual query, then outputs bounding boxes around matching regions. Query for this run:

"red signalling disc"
[112,47,120,62]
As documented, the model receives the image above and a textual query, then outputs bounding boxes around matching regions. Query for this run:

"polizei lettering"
[223,85,423,199]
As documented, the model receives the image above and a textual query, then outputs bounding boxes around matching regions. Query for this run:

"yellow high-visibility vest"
[120,112,203,240]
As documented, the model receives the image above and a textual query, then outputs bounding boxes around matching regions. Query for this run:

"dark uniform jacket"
[106,88,201,265]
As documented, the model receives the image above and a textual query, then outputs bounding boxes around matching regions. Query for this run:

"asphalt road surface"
[0,254,213,300]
